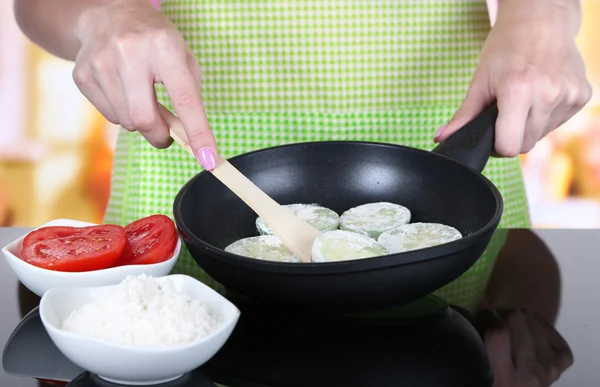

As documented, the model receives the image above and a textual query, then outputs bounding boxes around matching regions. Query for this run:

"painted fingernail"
[197,146,216,170]
[434,124,447,142]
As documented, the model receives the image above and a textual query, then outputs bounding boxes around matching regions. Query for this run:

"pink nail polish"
[434,124,447,142]
[197,146,216,170]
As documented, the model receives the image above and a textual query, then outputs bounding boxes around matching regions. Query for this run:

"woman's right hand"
[478,309,573,387]
[73,0,217,170]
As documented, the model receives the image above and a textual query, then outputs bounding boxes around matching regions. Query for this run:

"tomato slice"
[23,224,126,248]
[21,231,127,272]
[35,379,68,386]
[113,214,178,266]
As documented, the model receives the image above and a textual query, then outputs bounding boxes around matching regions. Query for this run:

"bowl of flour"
[39,274,240,385]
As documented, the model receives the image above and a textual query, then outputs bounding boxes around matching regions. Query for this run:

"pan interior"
[177,142,500,253]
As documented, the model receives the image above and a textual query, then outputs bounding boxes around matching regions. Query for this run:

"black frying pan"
[173,103,503,312]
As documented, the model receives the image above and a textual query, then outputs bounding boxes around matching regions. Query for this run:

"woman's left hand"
[435,0,593,157]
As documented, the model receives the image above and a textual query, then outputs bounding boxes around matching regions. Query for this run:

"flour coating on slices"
[377,223,463,253]
[255,203,340,235]
[339,202,411,239]
[225,235,300,263]
[312,230,388,263]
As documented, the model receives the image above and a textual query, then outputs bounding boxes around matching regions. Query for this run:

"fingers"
[92,61,133,131]
[71,7,217,160]
[73,51,119,125]
[504,310,573,386]
[479,308,573,387]
[435,73,492,142]
[478,308,514,386]
[503,310,538,370]
[494,69,590,157]
[441,68,536,158]
[118,60,172,149]
[73,69,119,125]
[536,312,574,371]
[75,46,216,167]
[501,309,553,387]
[75,51,173,149]
[494,74,532,157]
[520,103,550,154]
[157,50,218,170]
[544,56,593,135]
[465,44,591,158]
[524,311,559,382]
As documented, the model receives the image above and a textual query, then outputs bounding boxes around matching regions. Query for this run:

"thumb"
[434,78,492,143]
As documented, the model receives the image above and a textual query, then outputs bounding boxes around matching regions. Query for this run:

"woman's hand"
[435,0,593,157]
[478,309,573,387]
[73,0,217,169]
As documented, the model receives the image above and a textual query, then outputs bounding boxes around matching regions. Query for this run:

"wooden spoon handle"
[159,104,318,262]
[159,105,280,211]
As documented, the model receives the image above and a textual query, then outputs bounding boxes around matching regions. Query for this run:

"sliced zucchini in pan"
[377,222,463,253]
[225,235,301,263]
[312,230,388,263]
[256,203,340,235]
[339,202,411,239]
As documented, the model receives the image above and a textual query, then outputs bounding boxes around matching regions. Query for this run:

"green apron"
[104,0,531,313]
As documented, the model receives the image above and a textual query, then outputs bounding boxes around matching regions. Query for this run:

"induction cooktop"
[3,291,493,387]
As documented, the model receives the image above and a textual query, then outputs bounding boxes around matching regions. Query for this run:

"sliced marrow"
[312,230,388,263]
[378,222,463,253]
[339,202,411,239]
[225,235,300,263]
[256,203,340,235]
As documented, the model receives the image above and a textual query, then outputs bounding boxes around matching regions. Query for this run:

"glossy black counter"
[1,228,598,387]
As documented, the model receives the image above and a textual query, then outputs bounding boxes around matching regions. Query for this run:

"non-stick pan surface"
[174,104,503,312]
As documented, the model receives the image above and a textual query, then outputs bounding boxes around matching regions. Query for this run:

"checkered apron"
[105,0,530,313]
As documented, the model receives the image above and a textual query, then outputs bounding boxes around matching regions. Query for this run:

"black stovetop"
[2,289,492,387]
[2,228,599,387]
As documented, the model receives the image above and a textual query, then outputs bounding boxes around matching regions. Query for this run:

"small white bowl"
[1,218,181,297]
[40,274,240,385]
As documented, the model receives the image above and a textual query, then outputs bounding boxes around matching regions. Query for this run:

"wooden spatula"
[159,104,320,263]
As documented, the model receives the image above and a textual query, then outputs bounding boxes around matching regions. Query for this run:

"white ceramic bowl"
[40,274,240,385]
[1,219,181,297]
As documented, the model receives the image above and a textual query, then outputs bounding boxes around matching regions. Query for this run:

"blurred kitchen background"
[0,0,599,229]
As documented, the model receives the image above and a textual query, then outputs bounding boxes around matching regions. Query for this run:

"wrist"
[75,0,151,48]
[498,0,582,37]
[547,0,583,32]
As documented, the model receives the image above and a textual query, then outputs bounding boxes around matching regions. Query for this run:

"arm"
[13,0,219,165]
[497,0,583,36]
[483,229,561,324]
[14,0,131,61]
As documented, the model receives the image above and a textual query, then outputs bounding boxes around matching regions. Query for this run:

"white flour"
[339,202,411,239]
[61,275,221,348]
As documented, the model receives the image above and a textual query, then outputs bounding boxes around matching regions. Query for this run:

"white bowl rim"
[39,274,241,354]
[1,218,181,276]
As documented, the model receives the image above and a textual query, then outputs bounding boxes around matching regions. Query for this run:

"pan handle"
[431,102,498,173]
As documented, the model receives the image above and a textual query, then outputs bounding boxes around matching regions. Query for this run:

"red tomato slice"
[23,224,126,248]
[35,379,68,386]
[21,232,127,272]
[113,214,178,266]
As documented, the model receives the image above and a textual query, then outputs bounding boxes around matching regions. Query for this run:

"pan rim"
[173,140,504,274]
